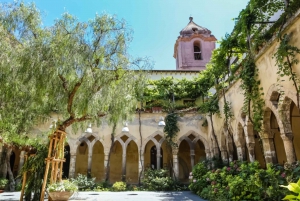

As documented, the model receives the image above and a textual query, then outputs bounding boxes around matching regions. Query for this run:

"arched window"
[194,41,202,60]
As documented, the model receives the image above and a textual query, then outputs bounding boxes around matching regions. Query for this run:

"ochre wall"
[91,141,104,181]
[75,142,88,176]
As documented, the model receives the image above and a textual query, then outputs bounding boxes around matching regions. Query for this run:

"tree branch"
[67,80,82,116]
[58,74,68,93]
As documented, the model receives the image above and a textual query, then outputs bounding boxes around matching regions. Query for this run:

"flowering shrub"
[112,181,127,191]
[47,180,78,192]
[189,160,300,200]
[142,168,185,191]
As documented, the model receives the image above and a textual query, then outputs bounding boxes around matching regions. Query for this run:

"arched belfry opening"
[193,41,202,60]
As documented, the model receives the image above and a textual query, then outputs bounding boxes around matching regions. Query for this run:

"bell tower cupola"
[174,17,217,71]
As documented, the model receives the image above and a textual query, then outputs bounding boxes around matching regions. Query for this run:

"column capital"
[172,148,178,155]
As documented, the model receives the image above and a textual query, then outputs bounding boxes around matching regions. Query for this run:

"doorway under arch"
[62,145,70,178]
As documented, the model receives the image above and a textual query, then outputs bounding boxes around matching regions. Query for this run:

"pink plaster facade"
[174,17,216,71]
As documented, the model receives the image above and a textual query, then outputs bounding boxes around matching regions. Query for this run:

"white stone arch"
[264,83,290,135]
[115,132,138,154]
[67,138,77,155]
[178,130,209,153]
[77,137,92,154]
[142,131,164,154]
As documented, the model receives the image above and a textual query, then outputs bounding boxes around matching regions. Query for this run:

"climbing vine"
[163,112,180,148]
[239,57,265,132]
[274,34,300,109]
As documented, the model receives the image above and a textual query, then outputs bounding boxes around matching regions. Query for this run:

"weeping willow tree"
[0,1,151,198]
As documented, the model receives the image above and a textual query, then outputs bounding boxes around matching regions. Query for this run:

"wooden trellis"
[40,130,66,201]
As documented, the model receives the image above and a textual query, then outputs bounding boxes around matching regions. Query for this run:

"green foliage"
[281,179,300,200]
[47,180,78,192]
[163,113,180,147]
[223,100,233,123]
[239,57,264,132]
[189,161,300,201]
[112,181,127,191]
[142,168,182,191]
[0,1,151,139]
[274,33,300,108]
[198,95,219,115]
[70,174,96,191]
[0,178,8,189]
[21,143,48,201]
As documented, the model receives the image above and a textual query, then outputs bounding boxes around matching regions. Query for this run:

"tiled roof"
[180,17,211,36]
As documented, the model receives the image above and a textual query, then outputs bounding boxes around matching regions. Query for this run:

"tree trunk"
[6,148,15,191]
[0,146,8,178]
[0,146,15,191]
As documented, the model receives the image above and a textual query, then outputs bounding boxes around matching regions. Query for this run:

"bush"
[142,168,182,191]
[70,174,96,190]
[112,181,126,191]
[93,181,111,191]
[189,160,300,201]
[47,180,78,192]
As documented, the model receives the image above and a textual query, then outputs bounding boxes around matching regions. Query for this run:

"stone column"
[156,146,161,170]
[247,143,256,162]
[281,133,296,163]
[213,146,219,158]
[205,150,211,160]
[221,149,228,163]
[190,149,195,168]
[104,150,109,180]
[236,146,244,161]
[261,136,277,164]
[87,152,92,176]
[0,144,3,162]
[68,153,77,178]
[172,148,179,179]
[122,151,126,181]
[138,152,144,181]
[226,142,234,162]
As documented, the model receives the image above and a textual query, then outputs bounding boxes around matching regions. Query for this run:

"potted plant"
[151,100,163,113]
[47,180,78,201]
[0,178,8,193]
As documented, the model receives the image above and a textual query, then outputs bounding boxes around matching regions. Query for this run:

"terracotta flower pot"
[48,191,73,201]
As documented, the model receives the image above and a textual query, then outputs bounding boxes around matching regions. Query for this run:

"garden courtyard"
[1,0,300,201]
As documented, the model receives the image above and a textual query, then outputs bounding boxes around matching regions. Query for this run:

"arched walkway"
[271,111,287,164]
[62,145,70,179]
[75,141,89,176]
[126,141,139,183]
[178,139,191,182]
[290,101,300,160]
[109,140,123,183]
[91,141,104,181]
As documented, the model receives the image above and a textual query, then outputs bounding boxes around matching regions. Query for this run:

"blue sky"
[7,0,249,70]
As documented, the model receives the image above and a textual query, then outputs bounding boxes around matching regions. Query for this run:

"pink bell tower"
[174,17,217,71]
